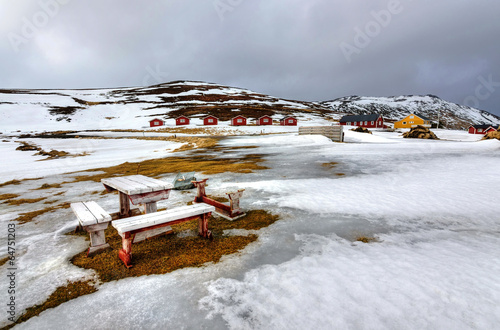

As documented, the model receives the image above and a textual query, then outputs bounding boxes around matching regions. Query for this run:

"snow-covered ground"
[1,129,499,329]
[0,138,185,182]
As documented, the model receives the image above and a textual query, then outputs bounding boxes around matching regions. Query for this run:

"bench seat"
[112,203,215,235]
[111,203,215,268]
[70,201,112,256]
[71,201,111,227]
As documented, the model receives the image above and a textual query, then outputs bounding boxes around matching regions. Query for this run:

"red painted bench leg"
[192,179,209,203]
[119,232,133,268]
[198,213,211,238]
[228,189,245,218]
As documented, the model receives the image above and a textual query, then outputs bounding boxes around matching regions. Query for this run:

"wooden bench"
[71,201,112,256]
[112,203,215,268]
[192,179,246,220]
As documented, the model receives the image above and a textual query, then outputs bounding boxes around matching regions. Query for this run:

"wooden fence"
[298,125,344,142]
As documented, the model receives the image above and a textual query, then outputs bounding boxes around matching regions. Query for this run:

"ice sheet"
[1,131,499,329]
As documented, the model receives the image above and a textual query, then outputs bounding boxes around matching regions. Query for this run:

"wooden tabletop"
[101,175,173,195]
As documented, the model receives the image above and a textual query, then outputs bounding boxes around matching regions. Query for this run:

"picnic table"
[101,175,173,217]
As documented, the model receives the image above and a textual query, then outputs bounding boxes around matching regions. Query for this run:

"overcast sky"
[1,0,500,117]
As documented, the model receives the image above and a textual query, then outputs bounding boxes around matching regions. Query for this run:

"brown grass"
[169,136,218,152]
[356,236,378,243]
[321,162,339,169]
[207,195,229,203]
[85,101,102,106]
[0,194,20,201]
[71,153,268,183]
[190,145,258,155]
[0,180,22,188]
[0,256,10,267]
[154,127,229,135]
[80,135,219,152]
[8,281,97,329]
[13,202,71,224]
[36,150,70,160]
[71,210,278,282]
[4,197,47,206]
[15,141,88,160]
[482,130,500,140]
[34,183,62,190]
[0,177,42,188]
[108,125,250,139]
[15,141,39,151]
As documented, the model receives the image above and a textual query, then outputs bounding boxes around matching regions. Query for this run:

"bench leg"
[87,230,110,257]
[83,222,111,257]
[118,233,133,268]
[192,179,209,203]
[198,213,211,238]
[228,189,245,218]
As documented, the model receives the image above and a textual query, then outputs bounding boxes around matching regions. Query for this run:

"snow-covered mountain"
[321,95,500,129]
[0,81,498,132]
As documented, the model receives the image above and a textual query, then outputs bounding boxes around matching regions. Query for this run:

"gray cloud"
[1,0,500,117]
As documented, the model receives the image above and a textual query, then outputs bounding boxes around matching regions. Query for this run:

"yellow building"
[394,113,432,129]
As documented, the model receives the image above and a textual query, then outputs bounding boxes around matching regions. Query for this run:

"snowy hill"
[322,95,500,129]
[1,81,498,132]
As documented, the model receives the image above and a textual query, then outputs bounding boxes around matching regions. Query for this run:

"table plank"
[102,177,151,195]
[125,175,165,191]
[122,177,155,194]
[127,175,173,190]
[117,176,152,194]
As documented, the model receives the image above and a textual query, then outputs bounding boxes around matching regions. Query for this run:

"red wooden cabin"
[231,115,247,126]
[203,115,218,126]
[280,116,298,126]
[256,115,273,126]
[339,114,384,128]
[468,124,497,134]
[175,116,190,126]
[149,118,164,127]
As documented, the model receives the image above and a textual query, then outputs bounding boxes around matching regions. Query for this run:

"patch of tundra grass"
[71,153,268,183]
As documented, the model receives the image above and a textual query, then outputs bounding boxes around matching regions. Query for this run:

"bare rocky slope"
[0,80,498,131]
